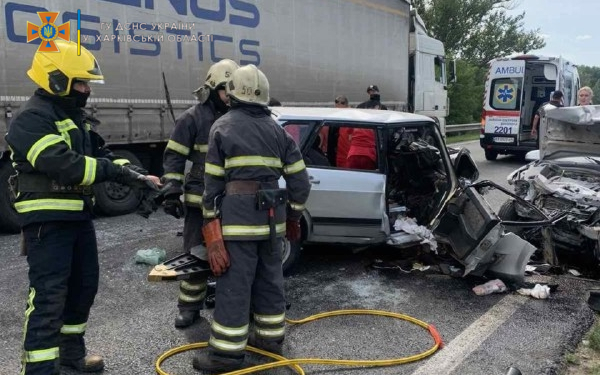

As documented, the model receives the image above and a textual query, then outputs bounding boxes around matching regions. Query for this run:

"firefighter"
[193,65,311,372]
[161,59,240,328]
[5,40,160,375]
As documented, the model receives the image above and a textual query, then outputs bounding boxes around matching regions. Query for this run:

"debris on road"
[472,279,508,296]
[134,247,166,265]
[517,284,551,299]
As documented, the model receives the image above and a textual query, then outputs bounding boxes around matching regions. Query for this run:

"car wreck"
[271,107,538,282]
[502,105,600,273]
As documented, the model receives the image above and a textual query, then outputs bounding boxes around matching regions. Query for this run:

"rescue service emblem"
[27,12,70,52]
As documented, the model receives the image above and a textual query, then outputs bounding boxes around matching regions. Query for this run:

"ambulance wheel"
[485,150,498,161]
[93,150,143,216]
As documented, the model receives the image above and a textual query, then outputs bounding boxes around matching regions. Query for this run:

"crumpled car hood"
[540,105,600,160]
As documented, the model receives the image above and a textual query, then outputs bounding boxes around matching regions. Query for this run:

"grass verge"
[446,130,480,144]
[564,314,600,375]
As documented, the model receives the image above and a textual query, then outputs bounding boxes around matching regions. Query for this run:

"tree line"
[412,0,599,124]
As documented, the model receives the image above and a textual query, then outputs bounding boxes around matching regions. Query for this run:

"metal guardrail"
[446,123,480,134]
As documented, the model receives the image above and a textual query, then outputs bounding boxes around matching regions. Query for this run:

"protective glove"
[202,219,230,276]
[286,219,301,242]
[164,194,184,219]
[114,166,159,191]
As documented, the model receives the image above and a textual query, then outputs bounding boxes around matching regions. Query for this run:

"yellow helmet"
[27,40,104,95]
[226,64,269,106]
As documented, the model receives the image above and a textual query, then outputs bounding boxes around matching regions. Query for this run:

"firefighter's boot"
[59,333,104,372]
[174,310,204,328]
[192,351,244,373]
[248,333,284,355]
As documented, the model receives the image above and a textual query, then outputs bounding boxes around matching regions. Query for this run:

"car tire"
[93,150,143,216]
[485,150,498,161]
[0,162,21,233]
[498,199,523,235]
[281,237,302,276]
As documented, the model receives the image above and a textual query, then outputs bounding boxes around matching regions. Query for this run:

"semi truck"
[0,0,450,233]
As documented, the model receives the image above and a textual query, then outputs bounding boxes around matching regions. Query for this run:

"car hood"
[540,105,600,160]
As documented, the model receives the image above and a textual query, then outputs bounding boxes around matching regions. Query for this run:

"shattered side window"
[490,77,522,110]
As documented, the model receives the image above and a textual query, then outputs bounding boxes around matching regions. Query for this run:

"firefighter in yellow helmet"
[5,40,160,374]
[193,65,311,372]
[161,58,239,328]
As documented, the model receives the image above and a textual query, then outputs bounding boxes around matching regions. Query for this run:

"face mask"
[69,90,91,107]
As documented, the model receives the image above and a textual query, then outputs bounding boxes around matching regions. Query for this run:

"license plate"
[493,137,513,143]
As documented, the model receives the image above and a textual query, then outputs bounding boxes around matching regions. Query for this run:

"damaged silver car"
[502,105,600,272]
[272,107,536,282]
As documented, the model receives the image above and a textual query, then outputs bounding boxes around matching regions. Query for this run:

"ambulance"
[480,55,579,160]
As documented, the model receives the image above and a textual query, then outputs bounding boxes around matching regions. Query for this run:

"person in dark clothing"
[268,97,282,106]
[358,84,388,109]
[193,64,311,373]
[162,59,240,329]
[5,40,159,375]
[305,135,331,167]
[532,90,564,138]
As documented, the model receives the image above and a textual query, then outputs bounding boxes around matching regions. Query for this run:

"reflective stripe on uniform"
[224,156,282,169]
[178,293,204,303]
[24,347,59,363]
[205,163,225,177]
[254,313,286,324]
[14,199,84,213]
[222,223,285,237]
[163,173,184,182]
[55,119,77,149]
[80,156,97,185]
[26,134,63,167]
[212,321,249,337]
[60,323,87,334]
[166,140,190,156]
[194,144,208,153]
[255,327,286,338]
[283,160,306,174]
[289,202,305,211]
[181,280,206,291]
[203,208,217,219]
[112,158,129,166]
[209,336,247,352]
[184,193,203,206]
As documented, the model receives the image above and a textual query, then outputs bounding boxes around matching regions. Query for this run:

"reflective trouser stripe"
[60,323,87,334]
[211,321,249,337]
[24,347,59,363]
[184,193,203,207]
[255,327,286,338]
[181,280,205,291]
[178,293,204,303]
[222,223,285,237]
[254,313,285,324]
[14,199,84,213]
[203,209,217,219]
[289,202,305,211]
[209,336,247,352]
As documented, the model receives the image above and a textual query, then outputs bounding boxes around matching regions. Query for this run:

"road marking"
[411,294,527,375]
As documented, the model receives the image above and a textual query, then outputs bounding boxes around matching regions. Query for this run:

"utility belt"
[12,173,93,195]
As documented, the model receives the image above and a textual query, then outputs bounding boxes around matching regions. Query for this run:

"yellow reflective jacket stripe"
[205,163,225,177]
[55,119,77,149]
[163,172,184,182]
[289,202,305,211]
[184,193,203,205]
[283,159,306,174]
[112,158,129,166]
[209,336,247,352]
[166,140,190,156]
[212,321,249,337]
[26,134,63,167]
[80,156,97,185]
[255,327,286,337]
[60,323,87,334]
[24,347,59,363]
[254,313,286,324]
[203,208,217,219]
[14,199,84,213]
[194,144,208,152]
[224,156,282,169]
[222,223,285,237]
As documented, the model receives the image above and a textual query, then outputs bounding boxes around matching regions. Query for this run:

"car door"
[285,121,387,243]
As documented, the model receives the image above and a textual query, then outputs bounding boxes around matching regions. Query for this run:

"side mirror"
[453,147,479,183]
[448,59,457,83]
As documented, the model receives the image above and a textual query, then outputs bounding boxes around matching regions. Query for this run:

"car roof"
[269,106,435,125]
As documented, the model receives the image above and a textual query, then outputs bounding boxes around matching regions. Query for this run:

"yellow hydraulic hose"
[155,309,443,375]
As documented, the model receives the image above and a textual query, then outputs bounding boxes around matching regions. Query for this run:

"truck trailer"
[0,0,449,232]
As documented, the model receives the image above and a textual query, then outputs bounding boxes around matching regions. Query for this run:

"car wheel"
[498,199,523,235]
[281,237,302,276]
[93,150,142,216]
[485,150,498,161]
[0,162,20,233]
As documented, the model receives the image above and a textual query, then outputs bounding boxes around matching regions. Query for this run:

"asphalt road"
[0,140,597,375]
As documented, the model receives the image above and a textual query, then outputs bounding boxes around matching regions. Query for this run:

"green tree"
[447,61,485,124]
[578,65,600,103]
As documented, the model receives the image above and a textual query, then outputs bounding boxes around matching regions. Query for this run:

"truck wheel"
[0,162,20,233]
[93,150,142,216]
[281,238,301,276]
[485,150,498,161]
[498,199,522,235]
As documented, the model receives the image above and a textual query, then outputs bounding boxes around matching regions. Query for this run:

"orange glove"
[202,219,230,276]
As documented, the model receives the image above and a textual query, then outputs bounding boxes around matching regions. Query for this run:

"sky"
[507,0,599,67]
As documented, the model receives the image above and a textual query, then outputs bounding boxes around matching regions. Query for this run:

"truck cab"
[480,55,579,161]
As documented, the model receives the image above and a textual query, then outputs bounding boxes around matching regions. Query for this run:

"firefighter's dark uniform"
[5,89,136,375]
[162,100,224,314]
[202,104,311,361]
